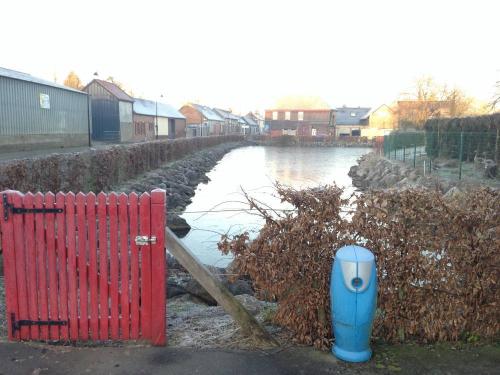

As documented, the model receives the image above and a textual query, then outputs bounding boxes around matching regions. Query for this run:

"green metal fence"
[384,131,499,182]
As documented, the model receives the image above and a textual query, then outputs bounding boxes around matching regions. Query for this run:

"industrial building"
[83,79,134,142]
[0,67,90,152]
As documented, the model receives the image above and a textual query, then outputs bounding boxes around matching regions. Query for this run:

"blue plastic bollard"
[331,245,377,362]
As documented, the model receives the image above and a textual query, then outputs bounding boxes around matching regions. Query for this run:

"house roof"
[191,104,224,121]
[0,66,86,94]
[334,106,371,125]
[213,108,240,121]
[133,98,186,119]
[85,79,134,102]
[360,104,394,120]
[242,115,258,126]
[247,111,263,121]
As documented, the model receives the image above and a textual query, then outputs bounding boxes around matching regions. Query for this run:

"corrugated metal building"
[0,67,90,152]
[83,79,134,142]
[133,98,186,140]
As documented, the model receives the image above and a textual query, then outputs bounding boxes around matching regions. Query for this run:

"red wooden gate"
[0,189,166,345]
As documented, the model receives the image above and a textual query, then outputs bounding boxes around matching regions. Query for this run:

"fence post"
[459,131,464,180]
[413,144,417,168]
[403,146,406,162]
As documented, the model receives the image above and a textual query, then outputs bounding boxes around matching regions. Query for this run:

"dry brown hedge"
[0,135,242,192]
[219,185,500,350]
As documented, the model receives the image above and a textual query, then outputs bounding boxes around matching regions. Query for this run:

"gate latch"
[135,235,157,246]
[11,313,67,334]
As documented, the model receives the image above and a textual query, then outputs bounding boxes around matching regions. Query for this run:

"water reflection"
[180,146,371,266]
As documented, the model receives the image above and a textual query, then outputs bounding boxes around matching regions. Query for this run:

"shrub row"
[219,185,499,350]
[0,136,243,192]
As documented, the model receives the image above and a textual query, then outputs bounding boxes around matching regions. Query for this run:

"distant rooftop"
[133,98,186,119]
[335,106,371,125]
[86,79,134,102]
[0,66,86,94]
[213,108,241,121]
[191,104,224,121]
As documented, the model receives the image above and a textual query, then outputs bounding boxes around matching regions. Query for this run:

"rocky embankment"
[114,141,242,236]
[349,153,467,196]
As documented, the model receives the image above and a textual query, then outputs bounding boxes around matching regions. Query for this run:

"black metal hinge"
[3,193,63,221]
[11,313,67,334]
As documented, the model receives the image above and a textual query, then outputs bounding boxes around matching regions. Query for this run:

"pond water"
[180,146,371,267]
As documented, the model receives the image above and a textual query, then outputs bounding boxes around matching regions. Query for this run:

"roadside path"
[0,341,498,374]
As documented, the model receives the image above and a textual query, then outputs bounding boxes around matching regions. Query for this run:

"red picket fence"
[0,189,166,345]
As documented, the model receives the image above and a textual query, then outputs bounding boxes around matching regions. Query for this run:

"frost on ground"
[167,294,287,349]
[0,274,287,349]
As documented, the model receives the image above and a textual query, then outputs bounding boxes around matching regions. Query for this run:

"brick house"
[213,108,242,134]
[132,98,186,141]
[264,109,335,138]
[179,103,224,137]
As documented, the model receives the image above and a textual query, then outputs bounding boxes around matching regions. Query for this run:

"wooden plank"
[34,192,49,341]
[56,192,69,340]
[129,193,140,339]
[97,192,109,340]
[23,193,39,340]
[118,193,130,340]
[87,192,99,340]
[150,189,166,346]
[13,192,29,340]
[1,191,20,340]
[166,228,279,347]
[76,192,89,340]
[108,193,120,340]
[139,192,152,339]
[45,192,59,340]
[66,192,79,341]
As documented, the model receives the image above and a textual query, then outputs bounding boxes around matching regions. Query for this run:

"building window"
[312,128,317,136]
[285,111,291,120]
[298,111,304,121]
[135,122,146,136]
[272,111,278,120]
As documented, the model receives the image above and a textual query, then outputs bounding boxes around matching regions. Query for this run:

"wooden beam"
[165,227,279,348]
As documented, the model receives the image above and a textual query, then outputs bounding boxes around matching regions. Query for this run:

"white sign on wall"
[39,93,50,109]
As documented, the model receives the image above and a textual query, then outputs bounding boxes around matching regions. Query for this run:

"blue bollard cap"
[335,245,374,263]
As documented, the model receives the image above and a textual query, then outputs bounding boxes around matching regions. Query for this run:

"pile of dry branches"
[219,185,499,350]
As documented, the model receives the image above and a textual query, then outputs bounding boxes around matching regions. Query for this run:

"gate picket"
[119,193,130,340]
[1,192,18,340]
[139,193,152,340]
[108,193,120,340]
[56,192,69,340]
[76,192,89,340]
[87,192,99,340]
[66,192,79,341]
[97,192,109,340]
[1,190,166,345]
[13,192,29,340]
[151,189,166,346]
[23,193,39,340]
[129,193,140,339]
[34,192,48,340]
[45,192,59,340]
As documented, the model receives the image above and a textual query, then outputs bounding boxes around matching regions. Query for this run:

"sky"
[1,0,499,114]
